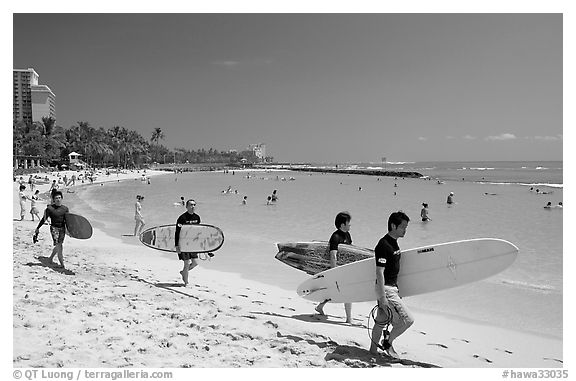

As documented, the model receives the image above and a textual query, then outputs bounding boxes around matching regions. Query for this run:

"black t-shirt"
[175,212,201,246]
[45,204,69,228]
[374,234,401,286]
[329,229,352,251]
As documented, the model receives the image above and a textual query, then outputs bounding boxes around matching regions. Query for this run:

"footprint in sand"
[473,354,493,363]
[543,357,563,364]
[427,343,448,349]
[451,338,470,343]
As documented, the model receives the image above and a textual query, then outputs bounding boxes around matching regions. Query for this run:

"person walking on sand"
[34,191,70,269]
[133,195,145,236]
[370,211,414,359]
[30,190,41,221]
[175,199,201,286]
[420,203,431,221]
[49,179,58,193]
[315,211,354,324]
[18,185,27,221]
[447,192,455,205]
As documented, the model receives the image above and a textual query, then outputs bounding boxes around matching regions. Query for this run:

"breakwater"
[282,166,423,178]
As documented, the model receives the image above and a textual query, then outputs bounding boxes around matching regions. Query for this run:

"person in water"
[447,192,455,204]
[420,203,430,221]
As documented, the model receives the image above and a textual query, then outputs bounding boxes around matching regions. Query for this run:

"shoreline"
[12,174,564,367]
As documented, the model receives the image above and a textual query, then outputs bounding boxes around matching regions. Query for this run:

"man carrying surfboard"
[315,211,353,324]
[175,199,201,286]
[34,190,70,269]
[370,211,414,359]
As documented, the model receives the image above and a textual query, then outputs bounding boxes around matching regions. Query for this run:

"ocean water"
[66,161,563,339]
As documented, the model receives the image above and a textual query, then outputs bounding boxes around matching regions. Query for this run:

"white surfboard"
[296,238,518,303]
[139,224,224,253]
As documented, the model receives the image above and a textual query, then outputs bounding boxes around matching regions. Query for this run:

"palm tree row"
[13,118,266,169]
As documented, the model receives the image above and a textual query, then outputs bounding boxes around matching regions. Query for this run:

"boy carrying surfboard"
[175,199,201,286]
[34,190,69,269]
[370,211,414,359]
[314,211,353,324]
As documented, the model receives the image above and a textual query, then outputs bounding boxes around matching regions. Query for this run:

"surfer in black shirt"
[370,211,414,359]
[175,199,201,286]
[315,211,354,323]
[34,191,69,269]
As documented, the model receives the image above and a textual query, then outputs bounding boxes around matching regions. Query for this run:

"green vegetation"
[13,117,268,169]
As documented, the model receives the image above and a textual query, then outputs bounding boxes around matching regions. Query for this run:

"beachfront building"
[248,143,266,162]
[13,68,56,124]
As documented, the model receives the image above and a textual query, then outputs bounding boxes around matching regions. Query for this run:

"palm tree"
[151,127,164,145]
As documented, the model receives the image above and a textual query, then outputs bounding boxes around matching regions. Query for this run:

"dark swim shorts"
[50,226,66,245]
[178,252,199,260]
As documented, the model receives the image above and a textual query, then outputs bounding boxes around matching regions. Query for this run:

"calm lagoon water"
[67,162,563,339]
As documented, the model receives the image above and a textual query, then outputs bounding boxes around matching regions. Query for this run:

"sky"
[12,12,564,163]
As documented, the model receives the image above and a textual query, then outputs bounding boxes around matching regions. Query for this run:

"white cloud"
[445,136,455,140]
[485,133,517,141]
[418,136,427,141]
[463,135,477,140]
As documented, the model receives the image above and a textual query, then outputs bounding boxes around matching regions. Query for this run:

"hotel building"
[13,67,56,124]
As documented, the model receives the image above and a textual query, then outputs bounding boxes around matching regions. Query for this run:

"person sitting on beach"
[175,199,201,286]
[447,192,455,205]
[544,202,553,209]
[266,196,272,205]
[133,195,145,236]
[34,190,69,269]
[242,196,247,205]
[420,203,431,221]
[315,211,354,324]
[180,196,185,206]
[271,190,278,202]
[370,211,414,359]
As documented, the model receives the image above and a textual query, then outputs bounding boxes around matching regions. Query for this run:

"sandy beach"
[12,169,564,369]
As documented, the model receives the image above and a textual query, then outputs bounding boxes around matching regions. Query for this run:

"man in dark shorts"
[370,211,414,359]
[175,199,201,286]
[315,211,353,323]
[34,191,69,269]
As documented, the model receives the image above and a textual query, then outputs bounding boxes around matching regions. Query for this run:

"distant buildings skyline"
[13,67,56,124]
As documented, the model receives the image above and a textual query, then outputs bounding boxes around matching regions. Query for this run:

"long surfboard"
[65,213,93,239]
[275,242,372,275]
[296,238,518,303]
[139,224,224,253]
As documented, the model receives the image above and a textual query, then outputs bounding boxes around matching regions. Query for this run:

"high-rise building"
[13,68,56,124]
[248,143,266,161]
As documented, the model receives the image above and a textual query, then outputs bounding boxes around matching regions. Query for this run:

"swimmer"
[420,203,431,221]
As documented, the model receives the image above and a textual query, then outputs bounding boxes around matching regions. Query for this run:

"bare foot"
[179,271,188,286]
[385,345,400,359]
